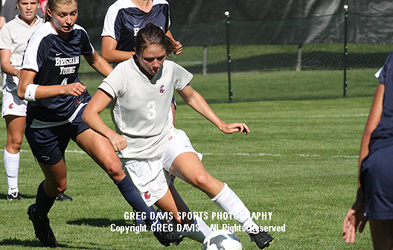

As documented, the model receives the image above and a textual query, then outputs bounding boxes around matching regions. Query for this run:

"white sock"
[180,215,212,242]
[4,149,20,194]
[211,183,259,233]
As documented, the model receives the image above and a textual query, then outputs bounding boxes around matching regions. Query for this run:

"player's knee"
[8,138,23,151]
[104,160,123,178]
[193,173,211,189]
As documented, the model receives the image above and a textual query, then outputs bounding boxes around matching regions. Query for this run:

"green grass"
[0,66,378,249]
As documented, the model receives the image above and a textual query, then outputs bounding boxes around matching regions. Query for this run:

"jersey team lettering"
[55,56,79,66]
[55,56,79,75]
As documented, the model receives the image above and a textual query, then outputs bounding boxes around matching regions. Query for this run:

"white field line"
[180,114,369,119]
[0,149,358,159]
[0,113,365,159]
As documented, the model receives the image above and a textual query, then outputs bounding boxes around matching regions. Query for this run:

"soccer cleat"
[133,219,148,228]
[56,192,73,201]
[153,230,183,247]
[7,192,21,200]
[249,229,274,249]
[27,204,58,248]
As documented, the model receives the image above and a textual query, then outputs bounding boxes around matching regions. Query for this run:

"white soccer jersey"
[99,57,192,159]
[0,16,43,91]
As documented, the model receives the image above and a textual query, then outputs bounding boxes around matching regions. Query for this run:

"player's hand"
[342,206,367,244]
[220,123,250,135]
[15,69,21,78]
[63,82,86,96]
[174,41,183,55]
[108,133,127,152]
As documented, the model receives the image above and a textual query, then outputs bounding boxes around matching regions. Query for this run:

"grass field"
[0,67,378,249]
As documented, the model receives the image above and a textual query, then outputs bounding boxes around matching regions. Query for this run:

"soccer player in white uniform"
[0,0,43,200]
[17,0,181,247]
[101,0,182,226]
[83,23,274,249]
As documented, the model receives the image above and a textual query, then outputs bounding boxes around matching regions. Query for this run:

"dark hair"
[135,23,167,55]
[45,0,77,22]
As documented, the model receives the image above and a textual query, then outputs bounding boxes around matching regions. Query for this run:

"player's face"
[48,3,78,39]
[136,44,166,79]
[17,0,39,24]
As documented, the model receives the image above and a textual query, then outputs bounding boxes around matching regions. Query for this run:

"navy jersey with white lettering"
[22,22,94,123]
[102,0,170,52]
[369,51,393,154]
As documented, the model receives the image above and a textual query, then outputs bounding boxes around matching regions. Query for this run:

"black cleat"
[249,229,274,249]
[153,230,183,247]
[7,192,21,200]
[56,192,73,201]
[27,204,57,248]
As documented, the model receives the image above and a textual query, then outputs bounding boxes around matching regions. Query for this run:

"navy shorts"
[360,144,393,220]
[25,106,89,165]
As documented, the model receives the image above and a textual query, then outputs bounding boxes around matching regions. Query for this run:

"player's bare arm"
[82,89,127,152]
[165,30,183,55]
[18,69,86,100]
[101,36,134,63]
[0,49,20,78]
[84,51,113,77]
[178,85,249,135]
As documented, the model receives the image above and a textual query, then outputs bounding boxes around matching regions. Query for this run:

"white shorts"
[2,87,27,118]
[122,129,202,207]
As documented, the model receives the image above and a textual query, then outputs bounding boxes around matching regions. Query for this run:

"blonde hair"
[45,0,77,21]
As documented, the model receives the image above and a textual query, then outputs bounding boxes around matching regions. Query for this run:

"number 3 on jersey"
[147,101,156,119]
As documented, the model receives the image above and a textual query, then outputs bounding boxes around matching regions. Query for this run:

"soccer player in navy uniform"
[101,0,182,63]
[17,0,182,247]
[342,53,393,249]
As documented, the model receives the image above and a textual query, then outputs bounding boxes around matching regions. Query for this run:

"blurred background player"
[83,23,274,249]
[101,0,182,226]
[0,0,42,201]
[342,53,393,249]
[0,0,72,201]
[18,0,181,247]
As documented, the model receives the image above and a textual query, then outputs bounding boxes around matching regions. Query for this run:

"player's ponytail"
[135,23,167,55]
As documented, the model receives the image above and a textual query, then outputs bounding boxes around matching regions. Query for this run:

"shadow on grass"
[0,238,102,249]
[67,218,134,228]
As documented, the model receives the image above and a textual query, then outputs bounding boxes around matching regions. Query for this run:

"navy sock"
[115,176,159,226]
[35,180,56,218]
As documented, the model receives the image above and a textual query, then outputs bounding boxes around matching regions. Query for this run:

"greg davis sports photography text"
[110,211,286,234]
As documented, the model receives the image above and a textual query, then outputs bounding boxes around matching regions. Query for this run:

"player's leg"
[4,115,25,200]
[75,129,162,226]
[170,152,273,249]
[27,159,67,248]
[369,218,393,250]
[155,182,211,243]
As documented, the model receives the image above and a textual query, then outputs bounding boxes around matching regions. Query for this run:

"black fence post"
[225,11,233,102]
[343,5,348,97]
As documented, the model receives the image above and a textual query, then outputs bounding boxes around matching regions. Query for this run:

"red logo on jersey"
[168,136,173,140]
[159,85,165,94]
[9,103,14,109]
[144,191,151,199]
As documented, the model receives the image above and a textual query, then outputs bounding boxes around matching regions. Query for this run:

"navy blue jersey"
[22,22,93,123]
[102,0,169,52]
[369,52,393,154]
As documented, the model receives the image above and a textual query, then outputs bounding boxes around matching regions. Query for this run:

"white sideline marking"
[0,113,364,159]
[2,149,357,159]
[181,114,369,119]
